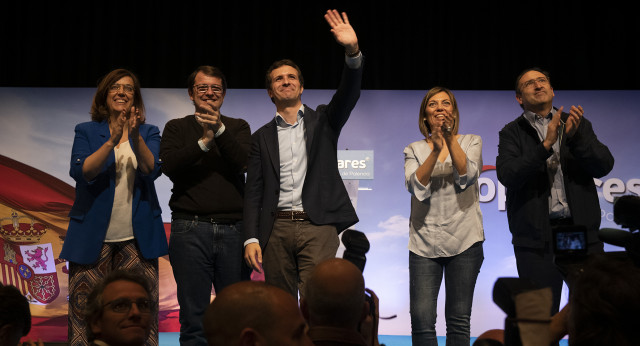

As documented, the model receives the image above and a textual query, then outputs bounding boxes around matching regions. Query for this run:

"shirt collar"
[523,107,556,125]
[275,105,305,127]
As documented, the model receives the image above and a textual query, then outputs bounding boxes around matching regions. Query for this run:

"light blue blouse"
[404,134,485,258]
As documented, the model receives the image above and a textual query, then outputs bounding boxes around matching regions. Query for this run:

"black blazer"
[496,112,614,248]
[243,62,362,249]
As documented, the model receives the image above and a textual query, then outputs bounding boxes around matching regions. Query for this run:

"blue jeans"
[409,242,484,346]
[169,217,249,346]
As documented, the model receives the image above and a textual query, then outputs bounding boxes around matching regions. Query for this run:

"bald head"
[303,258,366,329]
[203,281,312,346]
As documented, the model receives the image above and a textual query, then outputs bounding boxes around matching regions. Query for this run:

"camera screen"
[556,231,586,250]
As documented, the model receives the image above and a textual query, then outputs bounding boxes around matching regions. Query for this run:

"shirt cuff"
[214,122,226,138]
[197,139,210,152]
[408,172,432,201]
[244,238,259,247]
[345,52,363,69]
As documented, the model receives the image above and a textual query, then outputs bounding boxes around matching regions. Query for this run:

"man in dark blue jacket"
[496,67,614,315]
[243,9,362,298]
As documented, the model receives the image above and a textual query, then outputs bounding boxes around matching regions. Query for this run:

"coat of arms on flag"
[1,211,61,304]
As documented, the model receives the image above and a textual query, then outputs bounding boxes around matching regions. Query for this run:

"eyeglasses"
[193,84,224,95]
[109,83,135,94]
[520,77,549,89]
[103,298,154,314]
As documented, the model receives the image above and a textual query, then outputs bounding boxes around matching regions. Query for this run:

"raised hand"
[324,9,359,55]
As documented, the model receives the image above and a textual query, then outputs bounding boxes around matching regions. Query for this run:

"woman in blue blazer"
[60,68,168,346]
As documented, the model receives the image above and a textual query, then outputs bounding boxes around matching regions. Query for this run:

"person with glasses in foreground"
[160,66,251,345]
[84,269,155,346]
[61,68,168,346]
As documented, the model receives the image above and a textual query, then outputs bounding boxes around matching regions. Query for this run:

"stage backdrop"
[1,87,638,340]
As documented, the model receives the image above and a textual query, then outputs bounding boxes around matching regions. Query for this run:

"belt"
[276,210,309,221]
[172,212,237,224]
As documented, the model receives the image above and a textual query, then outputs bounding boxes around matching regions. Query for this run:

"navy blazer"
[496,113,614,248]
[243,63,362,250]
[60,120,168,264]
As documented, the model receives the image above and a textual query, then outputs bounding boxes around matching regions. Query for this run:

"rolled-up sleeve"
[404,144,432,201]
[69,124,94,184]
[453,135,482,189]
[143,124,163,180]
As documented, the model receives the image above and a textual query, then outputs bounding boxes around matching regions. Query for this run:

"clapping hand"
[564,105,583,138]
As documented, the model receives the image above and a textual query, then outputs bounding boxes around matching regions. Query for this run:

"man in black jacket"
[496,67,614,315]
[160,66,251,345]
[243,9,362,299]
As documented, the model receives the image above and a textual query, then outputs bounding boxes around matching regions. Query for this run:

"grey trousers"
[263,219,339,298]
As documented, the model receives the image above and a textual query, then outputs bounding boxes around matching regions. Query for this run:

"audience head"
[84,269,154,346]
[0,283,31,345]
[301,258,367,330]
[203,281,313,346]
[472,329,504,346]
[568,253,640,346]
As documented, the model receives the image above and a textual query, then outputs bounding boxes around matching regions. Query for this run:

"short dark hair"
[304,259,365,329]
[265,59,304,90]
[514,67,551,94]
[188,66,228,94]
[90,68,146,123]
[418,86,460,137]
[0,283,31,337]
[204,281,296,346]
[84,269,153,342]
